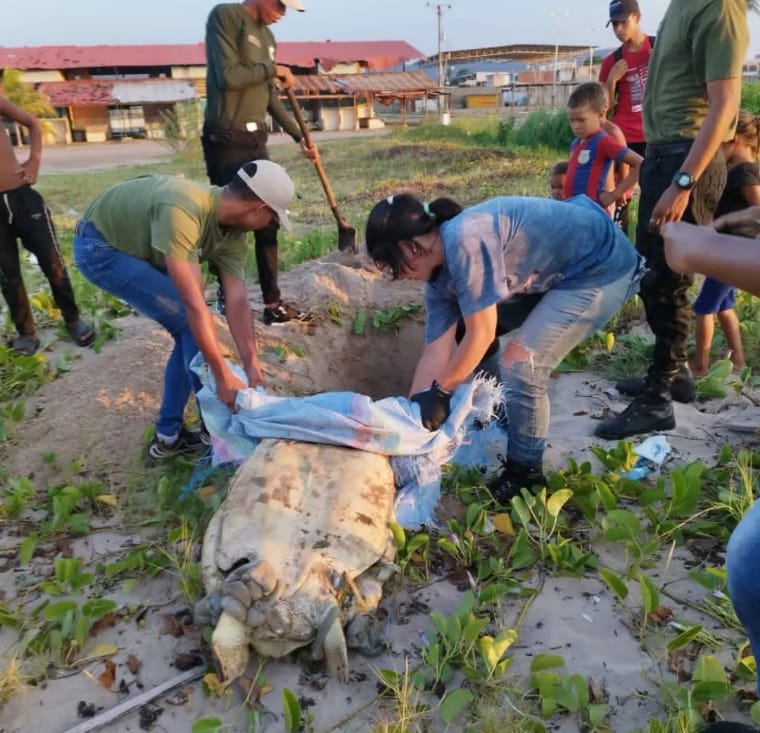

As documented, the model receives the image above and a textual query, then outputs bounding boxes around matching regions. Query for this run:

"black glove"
[410,380,452,431]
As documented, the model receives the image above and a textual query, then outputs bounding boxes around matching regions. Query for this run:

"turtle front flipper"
[312,605,348,683]
[212,611,251,684]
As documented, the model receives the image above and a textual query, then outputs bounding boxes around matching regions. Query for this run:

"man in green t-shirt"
[596,0,750,441]
[202,0,318,325]
[72,160,295,460]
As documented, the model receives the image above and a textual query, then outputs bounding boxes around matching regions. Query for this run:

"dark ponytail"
[365,193,462,278]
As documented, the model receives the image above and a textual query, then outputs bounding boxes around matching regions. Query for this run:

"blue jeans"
[499,259,645,467]
[73,222,201,438]
[727,502,760,694]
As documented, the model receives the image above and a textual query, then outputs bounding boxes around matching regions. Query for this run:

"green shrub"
[741,81,760,114]
[514,110,573,151]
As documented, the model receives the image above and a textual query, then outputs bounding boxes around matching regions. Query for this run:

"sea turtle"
[196,438,397,684]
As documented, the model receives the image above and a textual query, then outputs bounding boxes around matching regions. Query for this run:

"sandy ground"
[1,251,759,732]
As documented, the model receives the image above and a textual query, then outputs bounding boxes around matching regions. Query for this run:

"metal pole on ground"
[428,2,452,123]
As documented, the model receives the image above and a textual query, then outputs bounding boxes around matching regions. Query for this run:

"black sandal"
[13,334,41,356]
[66,319,96,347]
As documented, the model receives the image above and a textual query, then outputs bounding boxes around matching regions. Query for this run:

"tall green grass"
[395,110,573,152]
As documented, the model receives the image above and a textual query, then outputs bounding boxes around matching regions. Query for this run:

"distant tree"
[1,69,55,117]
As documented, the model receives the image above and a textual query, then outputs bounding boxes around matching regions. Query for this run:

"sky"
[4,0,760,59]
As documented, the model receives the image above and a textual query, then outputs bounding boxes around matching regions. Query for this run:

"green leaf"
[406,534,429,553]
[388,521,406,551]
[439,688,474,724]
[638,574,659,615]
[353,310,366,336]
[530,653,566,673]
[546,488,573,518]
[462,616,489,644]
[600,568,629,600]
[697,377,727,398]
[587,703,611,727]
[667,624,704,651]
[690,680,733,701]
[82,599,118,619]
[44,600,78,620]
[511,495,532,528]
[751,700,760,726]
[19,534,37,564]
[192,718,223,733]
[692,654,729,684]
[282,687,302,733]
[509,528,538,570]
[377,668,400,688]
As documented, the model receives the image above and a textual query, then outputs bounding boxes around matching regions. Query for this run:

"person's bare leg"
[717,308,745,370]
[692,313,713,377]
[663,222,760,297]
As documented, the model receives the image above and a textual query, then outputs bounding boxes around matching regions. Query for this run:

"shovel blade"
[338,224,358,253]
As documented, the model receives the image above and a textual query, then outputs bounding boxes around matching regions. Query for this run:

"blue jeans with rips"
[727,502,760,695]
[73,222,201,438]
[499,258,645,468]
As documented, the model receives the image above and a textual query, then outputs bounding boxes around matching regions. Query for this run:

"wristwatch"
[672,171,697,191]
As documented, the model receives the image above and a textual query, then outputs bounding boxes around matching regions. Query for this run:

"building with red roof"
[0,41,426,142]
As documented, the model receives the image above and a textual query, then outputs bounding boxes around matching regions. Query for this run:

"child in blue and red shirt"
[564,82,643,215]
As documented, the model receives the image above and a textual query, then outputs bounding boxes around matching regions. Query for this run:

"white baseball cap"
[281,0,305,11]
[235,160,295,231]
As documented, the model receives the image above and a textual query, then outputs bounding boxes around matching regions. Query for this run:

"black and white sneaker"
[148,427,208,460]
[262,301,309,325]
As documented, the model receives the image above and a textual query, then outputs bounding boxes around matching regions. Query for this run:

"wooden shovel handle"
[285,86,340,212]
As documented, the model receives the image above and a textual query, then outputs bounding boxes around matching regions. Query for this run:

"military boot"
[615,363,696,404]
[594,378,675,440]
[486,457,546,505]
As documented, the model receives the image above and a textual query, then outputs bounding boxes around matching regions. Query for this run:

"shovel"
[285,86,358,253]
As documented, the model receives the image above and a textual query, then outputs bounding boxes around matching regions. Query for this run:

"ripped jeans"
[727,502,760,694]
[499,260,645,468]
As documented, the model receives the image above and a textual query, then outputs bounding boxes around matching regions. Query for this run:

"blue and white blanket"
[191,354,503,527]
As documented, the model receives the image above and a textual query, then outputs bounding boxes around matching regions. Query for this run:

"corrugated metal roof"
[0,41,424,72]
[0,44,206,70]
[112,80,197,103]
[277,41,424,70]
[290,71,437,95]
[38,72,435,107]
[38,78,198,106]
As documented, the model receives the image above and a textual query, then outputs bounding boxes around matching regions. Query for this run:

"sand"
[1,250,758,733]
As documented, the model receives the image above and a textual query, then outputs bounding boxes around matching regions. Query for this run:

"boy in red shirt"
[599,0,653,158]
[564,82,643,211]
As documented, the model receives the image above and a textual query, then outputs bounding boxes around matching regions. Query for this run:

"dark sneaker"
[615,364,696,404]
[486,456,546,505]
[594,392,675,440]
[262,301,309,325]
[148,427,208,460]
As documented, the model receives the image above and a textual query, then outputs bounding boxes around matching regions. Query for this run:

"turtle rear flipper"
[312,605,348,683]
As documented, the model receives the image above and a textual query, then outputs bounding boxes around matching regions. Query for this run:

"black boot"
[615,363,696,404]
[486,457,546,505]
[595,378,675,440]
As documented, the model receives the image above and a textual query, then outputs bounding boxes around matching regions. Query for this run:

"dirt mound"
[3,252,426,484]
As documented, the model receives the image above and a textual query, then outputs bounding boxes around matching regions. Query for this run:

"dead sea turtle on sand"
[196,439,397,683]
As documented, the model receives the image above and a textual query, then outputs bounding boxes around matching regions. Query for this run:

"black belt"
[205,121,267,133]
[645,140,693,158]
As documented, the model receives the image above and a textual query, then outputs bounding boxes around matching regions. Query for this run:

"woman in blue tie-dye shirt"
[365,192,645,502]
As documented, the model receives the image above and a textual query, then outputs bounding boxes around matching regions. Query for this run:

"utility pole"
[428,2,451,121]
[550,9,569,108]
